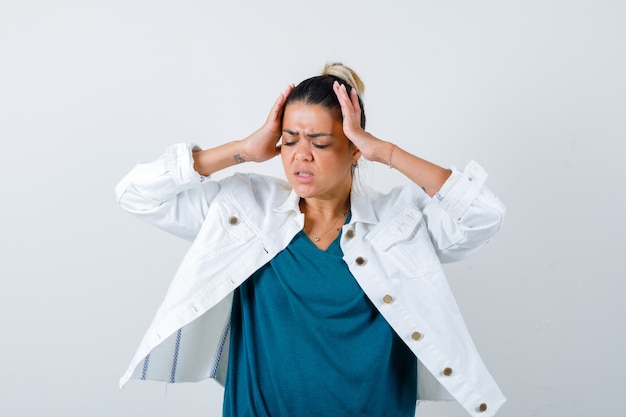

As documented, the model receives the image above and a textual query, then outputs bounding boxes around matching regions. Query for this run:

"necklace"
[304,209,350,242]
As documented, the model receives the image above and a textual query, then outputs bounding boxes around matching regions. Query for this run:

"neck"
[300,196,351,246]
[300,196,350,219]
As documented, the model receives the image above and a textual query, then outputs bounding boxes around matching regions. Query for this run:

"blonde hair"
[322,62,366,96]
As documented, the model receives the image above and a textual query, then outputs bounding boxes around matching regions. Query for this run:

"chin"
[290,184,317,199]
[293,188,314,198]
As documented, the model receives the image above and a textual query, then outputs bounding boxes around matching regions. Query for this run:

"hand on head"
[241,84,295,163]
[244,67,386,166]
[333,81,364,138]
[332,80,384,162]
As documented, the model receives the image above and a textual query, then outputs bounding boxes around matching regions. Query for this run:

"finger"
[267,84,295,122]
[284,83,295,99]
[337,82,362,126]
[349,87,361,115]
[333,81,356,120]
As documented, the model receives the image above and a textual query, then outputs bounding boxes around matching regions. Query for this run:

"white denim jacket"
[115,143,507,417]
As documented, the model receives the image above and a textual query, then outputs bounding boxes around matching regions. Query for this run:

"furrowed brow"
[306,132,332,138]
[281,130,332,139]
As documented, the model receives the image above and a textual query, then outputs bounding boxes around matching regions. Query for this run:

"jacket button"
[345,229,355,239]
[228,216,239,225]
[442,367,453,376]
[477,403,488,413]
[411,331,423,341]
[383,294,393,304]
[355,256,367,266]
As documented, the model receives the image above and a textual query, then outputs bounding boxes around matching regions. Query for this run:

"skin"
[280,101,359,249]
[192,81,452,250]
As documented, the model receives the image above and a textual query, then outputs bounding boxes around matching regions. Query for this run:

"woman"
[115,63,506,416]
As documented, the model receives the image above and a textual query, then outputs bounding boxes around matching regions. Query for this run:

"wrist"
[387,142,396,169]
[238,135,258,164]
[370,140,395,165]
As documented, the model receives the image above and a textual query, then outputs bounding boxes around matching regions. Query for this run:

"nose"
[295,141,312,161]
[296,152,311,161]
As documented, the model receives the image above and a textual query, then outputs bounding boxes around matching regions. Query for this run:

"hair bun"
[322,62,365,96]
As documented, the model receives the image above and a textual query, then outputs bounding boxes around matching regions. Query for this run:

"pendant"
[314,237,321,242]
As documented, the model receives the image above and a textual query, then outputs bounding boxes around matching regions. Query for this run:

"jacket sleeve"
[114,143,219,241]
[421,160,506,263]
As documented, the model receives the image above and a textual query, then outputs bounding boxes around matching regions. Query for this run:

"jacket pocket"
[372,207,440,278]
[190,202,257,259]
[373,206,423,250]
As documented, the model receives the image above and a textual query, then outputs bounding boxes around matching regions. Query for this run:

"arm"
[421,162,505,262]
[193,84,295,176]
[115,143,219,241]
[333,82,505,261]
[115,85,295,240]
[333,82,451,196]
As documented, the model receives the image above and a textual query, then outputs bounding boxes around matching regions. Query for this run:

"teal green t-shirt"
[223,225,417,417]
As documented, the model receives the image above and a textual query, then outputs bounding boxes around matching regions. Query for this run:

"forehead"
[283,102,339,128]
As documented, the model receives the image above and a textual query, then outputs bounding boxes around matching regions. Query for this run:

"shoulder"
[221,173,290,192]
[218,173,292,204]
[360,182,430,213]
[220,172,288,187]
[349,182,430,227]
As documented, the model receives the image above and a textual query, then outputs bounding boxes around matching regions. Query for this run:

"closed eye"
[281,129,332,149]
[281,141,328,149]
[281,129,297,147]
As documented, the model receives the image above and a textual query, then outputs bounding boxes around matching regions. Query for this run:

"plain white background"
[1,0,624,416]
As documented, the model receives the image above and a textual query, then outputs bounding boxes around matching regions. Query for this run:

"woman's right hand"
[241,84,295,162]
[192,84,294,176]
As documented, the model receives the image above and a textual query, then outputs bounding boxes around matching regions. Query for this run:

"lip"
[294,169,314,184]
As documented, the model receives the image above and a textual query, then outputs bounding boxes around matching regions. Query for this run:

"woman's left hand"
[332,81,391,164]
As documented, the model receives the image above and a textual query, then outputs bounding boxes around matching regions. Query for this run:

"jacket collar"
[349,188,377,224]
[274,187,377,225]
[273,189,301,214]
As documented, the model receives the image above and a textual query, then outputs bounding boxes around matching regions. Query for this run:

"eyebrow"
[282,129,333,138]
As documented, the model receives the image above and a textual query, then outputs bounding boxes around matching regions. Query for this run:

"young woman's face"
[280,102,360,200]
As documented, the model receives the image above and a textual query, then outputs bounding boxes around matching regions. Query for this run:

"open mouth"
[294,170,314,182]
